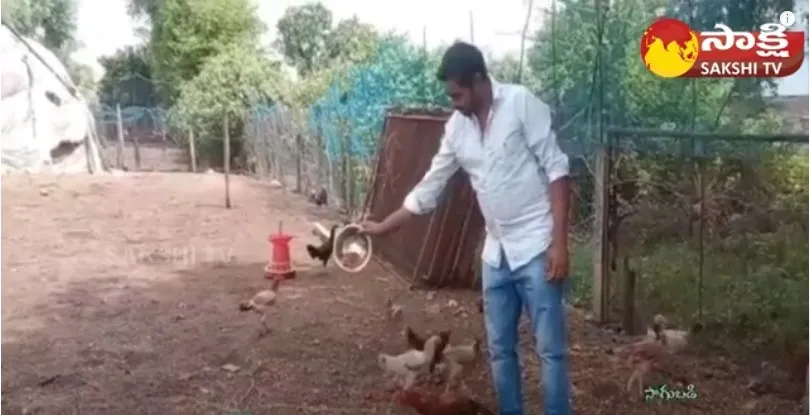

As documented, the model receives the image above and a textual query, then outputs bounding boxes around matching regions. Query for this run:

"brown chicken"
[406,326,451,375]
[609,321,688,397]
[393,387,493,415]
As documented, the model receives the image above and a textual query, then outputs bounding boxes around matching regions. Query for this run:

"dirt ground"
[1,172,804,415]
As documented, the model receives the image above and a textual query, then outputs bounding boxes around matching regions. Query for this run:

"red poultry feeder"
[265,221,296,280]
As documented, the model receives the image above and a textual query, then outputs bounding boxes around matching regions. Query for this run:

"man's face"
[445,80,475,116]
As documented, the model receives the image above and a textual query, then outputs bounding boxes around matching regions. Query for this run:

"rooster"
[405,326,451,375]
[392,387,494,415]
[239,278,282,336]
[306,224,337,266]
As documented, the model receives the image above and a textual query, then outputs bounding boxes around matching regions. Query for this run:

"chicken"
[306,224,337,266]
[385,297,404,322]
[644,314,689,353]
[609,318,688,398]
[392,387,494,415]
[379,335,444,389]
[405,326,451,375]
[308,188,328,206]
[238,278,282,336]
[442,338,482,392]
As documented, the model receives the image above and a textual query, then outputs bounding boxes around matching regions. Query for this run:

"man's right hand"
[359,220,387,236]
[358,207,415,237]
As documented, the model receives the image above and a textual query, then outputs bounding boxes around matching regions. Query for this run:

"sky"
[73,0,544,71]
[74,0,809,95]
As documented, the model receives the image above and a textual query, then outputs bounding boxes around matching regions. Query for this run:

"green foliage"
[149,0,263,105]
[98,45,156,107]
[283,65,347,109]
[126,0,160,21]
[170,42,282,129]
[276,3,333,77]
[529,0,736,139]
[1,0,77,52]
[276,4,380,78]
[487,53,527,84]
[326,17,380,66]
[169,42,282,167]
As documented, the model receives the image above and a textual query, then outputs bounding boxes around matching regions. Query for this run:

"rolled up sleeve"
[402,115,461,215]
[519,88,569,183]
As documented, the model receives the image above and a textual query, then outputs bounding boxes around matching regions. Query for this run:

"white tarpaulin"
[0,24,103,174]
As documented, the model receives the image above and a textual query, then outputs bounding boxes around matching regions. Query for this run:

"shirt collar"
[490,77,505,103]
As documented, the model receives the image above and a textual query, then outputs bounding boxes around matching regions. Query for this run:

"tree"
[149,0,263,105]
[126,0,160,21]
[172,43,281,126]
[275,3,333,77]
[326,17,380,65]
[169,42,283,165]
[97,45,156,107]
[2,0,78,53]
[528,0,731,139]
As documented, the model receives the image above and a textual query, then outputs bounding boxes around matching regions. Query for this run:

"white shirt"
[402,81,569,271]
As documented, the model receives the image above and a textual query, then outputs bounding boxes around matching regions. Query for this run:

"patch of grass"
[568,226,808,351]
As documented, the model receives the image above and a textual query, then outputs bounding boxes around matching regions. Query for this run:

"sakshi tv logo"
[640,12,805,78]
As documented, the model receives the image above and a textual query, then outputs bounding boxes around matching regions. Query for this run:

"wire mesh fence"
[241,104,376,213]
[93,105,184,172]
[592,130,808,349]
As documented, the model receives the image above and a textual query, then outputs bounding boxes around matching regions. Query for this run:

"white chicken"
[378,335,444,390]
[441,338,482,392]
[238,278,281,336]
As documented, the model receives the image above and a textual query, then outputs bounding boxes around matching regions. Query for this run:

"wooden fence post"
[115,104,125,169]
[224,114,231,209]
[188,129,197,173]
[591,145,611,324]
[132,131,142,170]
[295,133,303,193]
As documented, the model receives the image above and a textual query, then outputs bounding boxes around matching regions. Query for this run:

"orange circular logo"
[640,18,700,78]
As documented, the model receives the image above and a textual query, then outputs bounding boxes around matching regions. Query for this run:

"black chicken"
[308,188,328,206]
[306,224,337,266]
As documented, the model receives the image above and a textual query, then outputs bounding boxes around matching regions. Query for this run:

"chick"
[385,297,404,322]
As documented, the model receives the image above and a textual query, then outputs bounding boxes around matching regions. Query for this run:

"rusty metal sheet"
[365,111,485,289]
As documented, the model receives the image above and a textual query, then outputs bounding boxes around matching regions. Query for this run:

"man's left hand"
[546,242,569,281]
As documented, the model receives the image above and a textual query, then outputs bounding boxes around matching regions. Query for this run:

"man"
[361,41,572,415]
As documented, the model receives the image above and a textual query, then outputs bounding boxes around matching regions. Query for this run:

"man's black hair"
[436,41,488,87]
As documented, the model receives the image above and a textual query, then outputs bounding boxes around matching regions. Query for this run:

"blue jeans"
[482,252,571,415]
